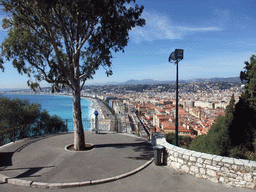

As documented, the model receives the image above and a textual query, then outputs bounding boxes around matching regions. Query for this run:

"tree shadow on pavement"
[0,152,14,167]
[95,142,153,160]
[2,166,55,179]
[95,142,148,148]
[127,143,153,160]
[15,166,53,178]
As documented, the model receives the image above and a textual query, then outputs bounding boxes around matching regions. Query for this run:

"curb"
[0,158,154,189]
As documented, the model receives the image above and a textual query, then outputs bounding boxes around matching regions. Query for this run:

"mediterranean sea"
[1,94,94,131]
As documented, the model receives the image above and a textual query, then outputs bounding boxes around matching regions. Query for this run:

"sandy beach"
[82,97,113,120]
[85,97,103,119]
[82,97,116,132]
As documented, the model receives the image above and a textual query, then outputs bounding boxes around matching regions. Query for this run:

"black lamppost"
[169,49,183,146]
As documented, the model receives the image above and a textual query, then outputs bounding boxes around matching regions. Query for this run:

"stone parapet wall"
[153,133,256,189]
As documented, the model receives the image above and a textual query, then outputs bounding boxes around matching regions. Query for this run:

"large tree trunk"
[72,79,86,150]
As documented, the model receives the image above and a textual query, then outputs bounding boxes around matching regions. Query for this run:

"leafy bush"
[165,132,193,148]
[229,147,247,159]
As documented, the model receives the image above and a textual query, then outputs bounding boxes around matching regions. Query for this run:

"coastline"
[2,93,94,119]
[1,93,116,132]
[82,96,104,119]
[82,96,115,121]
[2,93,116,131]
[83,96,116,132]
[1,92,111,120]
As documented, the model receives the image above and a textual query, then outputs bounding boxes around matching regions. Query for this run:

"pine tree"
[240,54,256,110]
[229,55,256,151]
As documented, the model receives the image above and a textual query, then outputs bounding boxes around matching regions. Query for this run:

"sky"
[1,0,256,88]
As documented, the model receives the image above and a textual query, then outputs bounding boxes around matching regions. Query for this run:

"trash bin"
[153,145,164,165]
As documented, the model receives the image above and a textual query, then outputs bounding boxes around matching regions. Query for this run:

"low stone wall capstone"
[152,133,256,189]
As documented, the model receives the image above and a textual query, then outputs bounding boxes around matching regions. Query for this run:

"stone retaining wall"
[153,133,256,189]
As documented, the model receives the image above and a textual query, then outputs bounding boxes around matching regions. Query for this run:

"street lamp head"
[169,49,183,62]
[169,52,175,62]
[175,49,183,60]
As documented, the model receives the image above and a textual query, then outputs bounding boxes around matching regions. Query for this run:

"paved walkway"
[0,132,254,192]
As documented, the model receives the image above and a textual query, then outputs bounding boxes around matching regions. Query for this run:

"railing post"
[116,117,118,133]
[13,127,15,142]
[66,119,68,132]
[95,115,98,134]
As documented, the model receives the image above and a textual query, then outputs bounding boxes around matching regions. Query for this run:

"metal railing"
[66,118,117,132]
[64,118,93,132]
[0,117,150,147]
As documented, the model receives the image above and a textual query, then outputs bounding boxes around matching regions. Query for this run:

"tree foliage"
[190,115,231,156]
[165,132,192,149]
[0,96,67,146]
[240,54,256,110]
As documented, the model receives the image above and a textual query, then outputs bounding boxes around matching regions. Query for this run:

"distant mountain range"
[94,76,242,85]
[0,77,242,91]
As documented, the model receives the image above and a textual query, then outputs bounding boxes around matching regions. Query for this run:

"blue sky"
[1,0,256,88]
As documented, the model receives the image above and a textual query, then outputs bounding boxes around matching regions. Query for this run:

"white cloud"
[130,11,178,43]
[130,10,221,43]
[175,26,221,32]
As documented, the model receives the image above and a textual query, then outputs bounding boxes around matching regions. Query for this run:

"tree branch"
[74,23,94,57]
[53,6,75,58]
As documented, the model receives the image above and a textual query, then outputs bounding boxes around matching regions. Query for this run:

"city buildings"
[86,81,242,137]
[2,80,243,138]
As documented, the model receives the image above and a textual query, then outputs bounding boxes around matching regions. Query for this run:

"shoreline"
[82,96,115,121]
[1,93,115,132]
[2,93,97,118]
[2,93,115,131]
[2,92,106,120]
[83,96,104,119]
